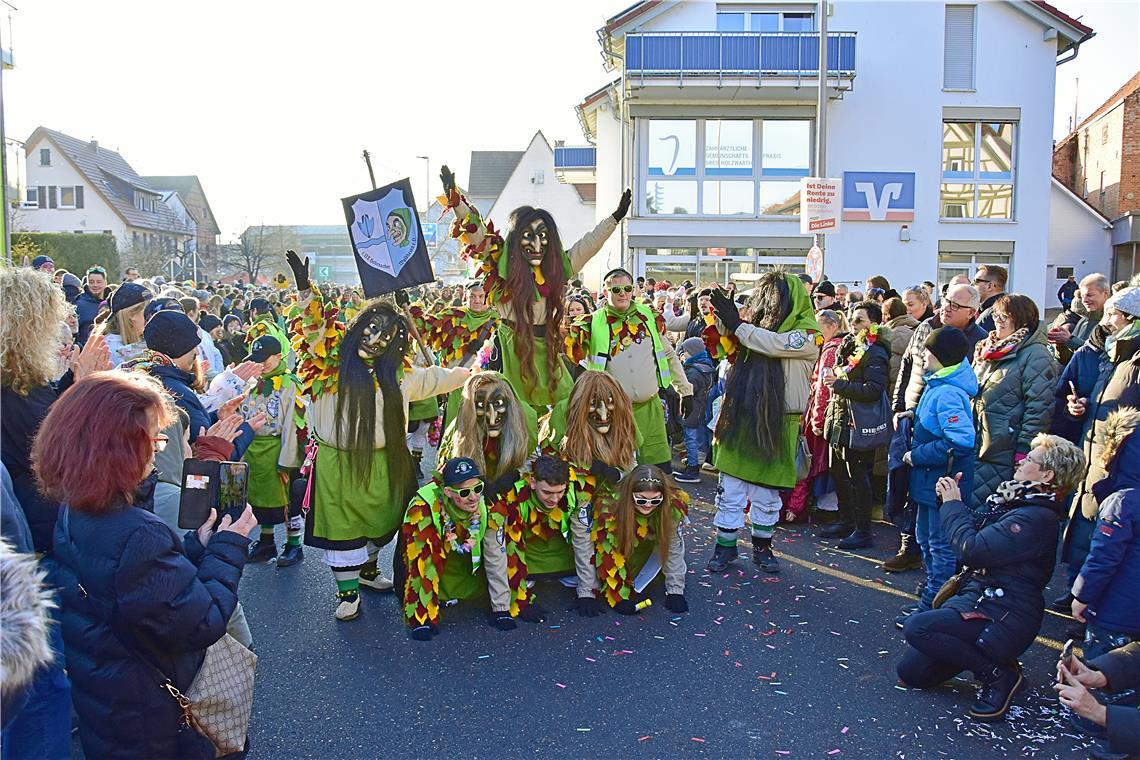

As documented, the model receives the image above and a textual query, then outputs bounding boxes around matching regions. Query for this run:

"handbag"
[63,511,257,757]
[932,566,972,609]
[795,434,813,481]
[847,393,892,451]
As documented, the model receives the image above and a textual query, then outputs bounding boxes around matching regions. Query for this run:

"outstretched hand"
[285,250,310,292]
[710,287,741,333]
[440,165,457,196]
[612,188,632,223]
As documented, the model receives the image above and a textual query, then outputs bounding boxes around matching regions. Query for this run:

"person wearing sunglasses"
[592,465,689,615]
[401,457,533,641]
[565,268,693,473]
[972,265,1008,334]
[812,280,837,310]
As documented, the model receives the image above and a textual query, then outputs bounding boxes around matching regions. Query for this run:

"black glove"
[394,289,410,308]
[488,612,517,631]
[519,603,547,624]
[710,288,741,333]
[409,623,437,641]
[612,188,632,223]
[484,469,520,503]
[440,165,457,196]
[680,395,693,419]
[614,591,647,616]
[285,249,310,292]
[571,595,603,618]
[589,459,622,485]
[664,593,689,613]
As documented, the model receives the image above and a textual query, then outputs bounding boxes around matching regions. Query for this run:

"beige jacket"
[480,517,511,613]
[607,335,693,404]
[733,323,819,414]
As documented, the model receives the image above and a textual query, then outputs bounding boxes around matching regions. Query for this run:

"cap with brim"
[441,457,482,487]
[244,335,283,363]
[144,310,201,359]
[145,297,184,322]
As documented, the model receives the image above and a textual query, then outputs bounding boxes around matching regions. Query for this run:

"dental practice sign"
[342,177,435,298]
[799,178,842,235]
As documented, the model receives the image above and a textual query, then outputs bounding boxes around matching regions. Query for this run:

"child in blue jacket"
[902,327,978,616]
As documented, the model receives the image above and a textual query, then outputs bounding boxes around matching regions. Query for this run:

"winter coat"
[53,477,248,759]
[971,322,1058,506]
[219,333,247,369]
[1089,643,1140,756]
[681,352,716,428]
[1067,329,1140,534]
[823,330,891,450]
[885,314,918,396]
[0,377,72,553]
[939,492,1064,663]
[808,335,844,437]
[1050,325,1112,443]
[908,360,978,506]
[976,292,1005,335]
[75,287,106,347]
[0,535,54,726]
[1052,309,1102,365]
[892,315,986,413]
[1073,407,1140,635]
[147,363,255,459]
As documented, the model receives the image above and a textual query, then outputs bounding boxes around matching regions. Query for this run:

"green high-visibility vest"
[416,481,487,572]
[586,305,671,390]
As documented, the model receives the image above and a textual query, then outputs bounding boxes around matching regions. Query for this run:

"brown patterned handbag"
[164,633,257,756]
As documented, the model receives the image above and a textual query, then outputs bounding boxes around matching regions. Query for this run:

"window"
[1056,266,1075,280]
[940,121,1016,220]
[643,246,811,287]
[716,9,815,32]
[642,117,811,217]
[937,245,1012,289]
[39,148,51,166]
[25,187,38,206]
[58,186,76,208]
[944,5,976,90]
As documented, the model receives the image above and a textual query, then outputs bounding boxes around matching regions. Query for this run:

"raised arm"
[566,189,629,273]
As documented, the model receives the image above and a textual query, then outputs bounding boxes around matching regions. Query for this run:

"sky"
[3,0,1137,242]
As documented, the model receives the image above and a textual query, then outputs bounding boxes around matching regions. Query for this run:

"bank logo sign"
[842,172,915,221]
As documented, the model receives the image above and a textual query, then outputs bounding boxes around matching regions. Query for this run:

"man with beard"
[285,251,470,621]
[566,269,692,472]
[439,166,630,414]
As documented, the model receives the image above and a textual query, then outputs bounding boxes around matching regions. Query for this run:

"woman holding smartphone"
[36,371,257,758]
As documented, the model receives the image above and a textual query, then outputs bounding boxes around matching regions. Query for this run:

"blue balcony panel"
[554,146,597,170]
[625,32,856,80]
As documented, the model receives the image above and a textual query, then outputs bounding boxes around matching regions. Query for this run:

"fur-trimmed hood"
[1098,406,1140,473]
[0,538,54,698]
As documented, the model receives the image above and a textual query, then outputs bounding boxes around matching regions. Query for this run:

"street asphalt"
[237,465,1101,759]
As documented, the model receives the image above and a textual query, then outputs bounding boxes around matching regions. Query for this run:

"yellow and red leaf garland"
[591,492,690,607]
[289,286,343,397]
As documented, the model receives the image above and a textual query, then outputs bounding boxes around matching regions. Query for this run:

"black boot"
[969,663,1024,722]
[751,536,780,573]
[412,449,424,482]
[247,536,277,563]
[837,529,873,550]
[705,540,738,572]
[820,522,853,538]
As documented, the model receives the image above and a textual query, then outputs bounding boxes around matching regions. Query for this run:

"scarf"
[119,349,176,373]
[254,361,300,397]
[971,479,1058,527]
[1107,320,1140,359]
[976,326,1028,363]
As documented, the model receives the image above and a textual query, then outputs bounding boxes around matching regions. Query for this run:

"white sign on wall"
[799,178,842,235]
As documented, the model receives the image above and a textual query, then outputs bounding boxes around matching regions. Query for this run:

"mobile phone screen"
[216,462,249,525]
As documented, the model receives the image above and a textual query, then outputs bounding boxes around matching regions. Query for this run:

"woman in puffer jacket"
[971,295,1058,507]
[784,309,848,521]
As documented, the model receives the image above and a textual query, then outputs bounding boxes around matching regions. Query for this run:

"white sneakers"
[335,595,361,621]
[359,575,394,592]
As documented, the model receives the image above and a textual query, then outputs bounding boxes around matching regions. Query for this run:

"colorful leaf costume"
[592,492,690,607]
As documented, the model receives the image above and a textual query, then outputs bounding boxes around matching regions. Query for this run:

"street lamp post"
[416,155,430,212]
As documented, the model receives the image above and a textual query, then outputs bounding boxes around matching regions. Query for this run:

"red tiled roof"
[603,1,660,34]
[1030,0,1094,36]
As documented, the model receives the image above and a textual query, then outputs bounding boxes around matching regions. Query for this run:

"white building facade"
[569,0,1093,303]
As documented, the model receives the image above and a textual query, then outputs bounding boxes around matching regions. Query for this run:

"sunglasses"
[152,435,169,452]
[449,482,484,499]
[812,294,831,301]
[608,285,634,295]
[633,494,664,508]
[87,266,107,276]
[973,278,993,286]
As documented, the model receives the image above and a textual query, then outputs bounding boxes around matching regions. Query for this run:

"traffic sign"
[317,265,332,281]
[423,222,438,247]
[805,245,824,283]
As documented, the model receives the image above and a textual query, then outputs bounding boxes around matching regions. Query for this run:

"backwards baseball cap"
[244,335,283,363]
[145,297,184,322]
[109,282,152,315]
[144,310,201,359]
[441,457,482,487]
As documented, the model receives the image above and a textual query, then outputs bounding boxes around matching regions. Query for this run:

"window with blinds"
[944,5,976,90]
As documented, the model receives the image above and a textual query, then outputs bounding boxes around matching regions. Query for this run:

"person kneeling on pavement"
[592,465,690,616]
[1056,642,1140,759]
[400,457,536,641]
[896,434,1086,722]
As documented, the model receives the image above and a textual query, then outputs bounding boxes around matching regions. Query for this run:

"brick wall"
[1121,91,1140,216]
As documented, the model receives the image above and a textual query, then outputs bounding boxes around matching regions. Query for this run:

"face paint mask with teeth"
[474,386,510,438]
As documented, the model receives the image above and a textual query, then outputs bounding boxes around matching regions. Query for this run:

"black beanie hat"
[199,314,223,333]
[144,310,201,359]
[924,326,969,368]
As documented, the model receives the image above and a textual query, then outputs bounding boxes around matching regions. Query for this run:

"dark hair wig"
[504,206,566,399]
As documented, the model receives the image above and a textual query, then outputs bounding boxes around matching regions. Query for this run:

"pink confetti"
[691,737,706,743]
[556,683,566,688]
[828,751,841,756]
[841,727,849,734]
[585,657,596,662]
[638,736,652,742]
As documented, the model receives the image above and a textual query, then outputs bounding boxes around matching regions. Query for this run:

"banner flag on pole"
[341,177,435,297]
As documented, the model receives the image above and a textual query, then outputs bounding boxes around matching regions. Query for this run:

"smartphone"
[1058,638,1075,682]
[1068,380,1078,399]
[177,460,249,529]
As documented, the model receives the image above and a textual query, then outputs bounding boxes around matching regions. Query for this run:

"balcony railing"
[554,146,597,170]
[624,31,856,86]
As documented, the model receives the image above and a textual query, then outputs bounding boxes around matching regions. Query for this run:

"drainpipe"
[1056,30,1095,66]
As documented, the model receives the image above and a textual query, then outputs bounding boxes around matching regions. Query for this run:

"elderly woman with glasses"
[897,434,1085,722]
[970,294,1058,507]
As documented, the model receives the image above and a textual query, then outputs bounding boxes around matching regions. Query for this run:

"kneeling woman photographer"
[896,434,1086,721]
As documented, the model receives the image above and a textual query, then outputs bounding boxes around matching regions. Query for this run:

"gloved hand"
[680,395,693,419]
[409,623,438,641]
[589,459,622,485]
[571,595,603,617]
[710,288,741,333]
[487,611,517,631]
[613,592,646,616]
[664,593,689,613]
[394,289,410,308]
[440,165,457,196]
[285,250,311,292]
[483,469,520,503]
[519,603,547,624]
[611,188,632,223]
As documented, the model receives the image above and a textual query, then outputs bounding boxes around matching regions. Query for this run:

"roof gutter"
[1056,30,1095,66]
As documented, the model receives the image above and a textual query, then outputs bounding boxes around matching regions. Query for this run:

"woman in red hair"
[36,371,257,758]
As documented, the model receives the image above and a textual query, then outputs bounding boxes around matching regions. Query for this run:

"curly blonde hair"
[1,268,68,395]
